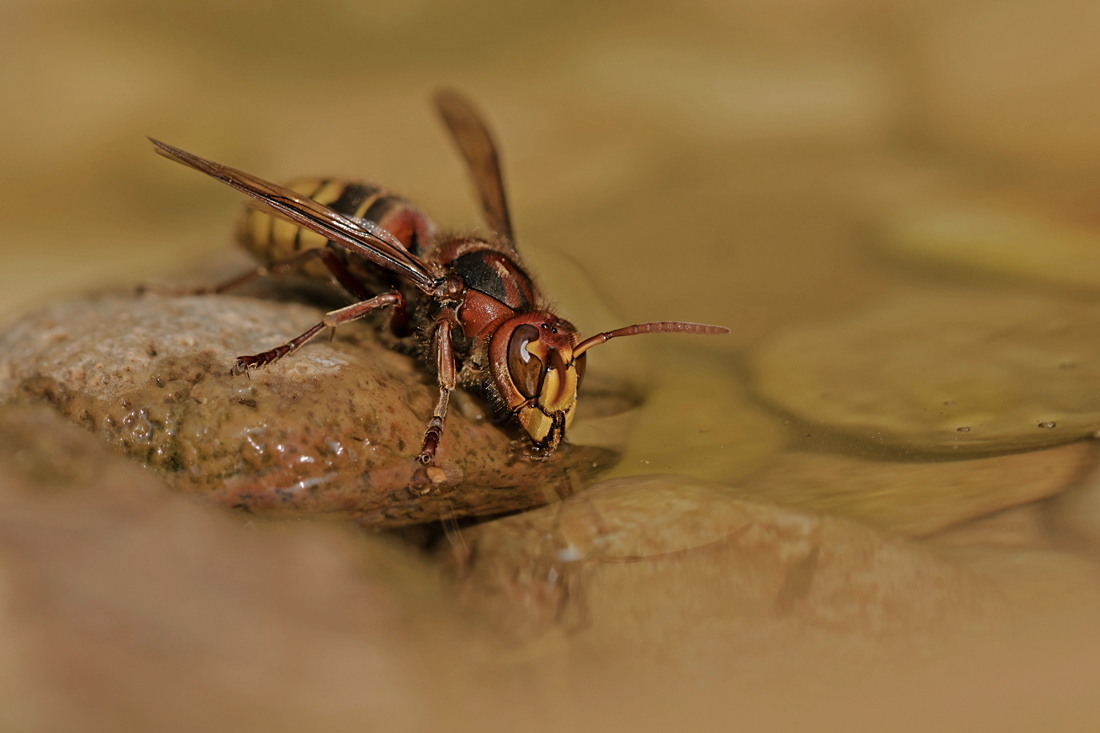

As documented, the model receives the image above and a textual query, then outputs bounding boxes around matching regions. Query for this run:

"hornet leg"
[232,291,404,375]
[418,308,459,464]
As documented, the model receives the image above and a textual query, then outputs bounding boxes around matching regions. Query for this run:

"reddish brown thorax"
[438,236,585,449]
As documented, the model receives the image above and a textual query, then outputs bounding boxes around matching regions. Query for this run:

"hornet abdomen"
[237,178,434,282]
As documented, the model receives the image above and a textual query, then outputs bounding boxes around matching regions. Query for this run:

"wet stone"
[0,295,619,525]
[752,291,1100,453]
[0,403,472,732]
[737,442,1095,537]
[448,474,988,652]
[940,545,1100,618]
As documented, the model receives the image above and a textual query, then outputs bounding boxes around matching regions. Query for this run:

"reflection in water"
[3,0,1100,729]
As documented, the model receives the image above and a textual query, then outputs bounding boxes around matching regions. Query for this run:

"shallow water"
[4,1,1100,730]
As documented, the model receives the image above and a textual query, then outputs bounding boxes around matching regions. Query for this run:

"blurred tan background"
[5,0,1099,346]
[7,3,1100,731]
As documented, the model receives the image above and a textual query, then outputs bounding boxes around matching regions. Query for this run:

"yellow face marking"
[518,405,554,442]
[538,366,576,413]
[536,346,577,414]
[563,403,576,431]
[513,349,581,443]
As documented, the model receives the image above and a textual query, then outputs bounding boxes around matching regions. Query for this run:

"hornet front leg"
[418,308,459,464]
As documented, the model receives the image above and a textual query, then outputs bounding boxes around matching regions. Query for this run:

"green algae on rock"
[0,295,619,525]
[751,291,1100,453]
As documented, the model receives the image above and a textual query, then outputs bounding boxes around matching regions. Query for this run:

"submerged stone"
[752,291,1100,453]
[929,502,1052,550]
[738,442,1095,537]
[0,295,619,525]
[1047,458,1100,550]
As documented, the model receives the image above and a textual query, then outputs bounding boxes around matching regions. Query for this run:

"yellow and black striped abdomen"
[237,178,420,281]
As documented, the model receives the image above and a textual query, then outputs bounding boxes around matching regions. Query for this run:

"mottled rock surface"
[448,474,990,652]
[0,405,472,732]
[752,291,1100,453]
[0,295,619,525]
